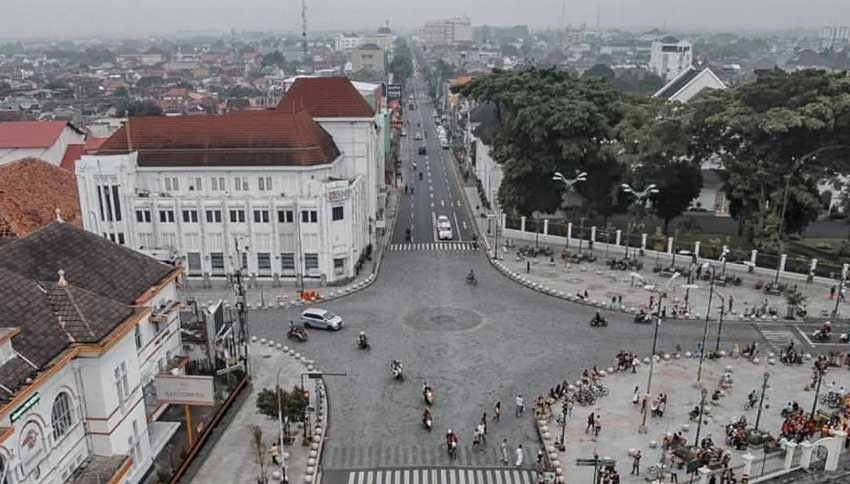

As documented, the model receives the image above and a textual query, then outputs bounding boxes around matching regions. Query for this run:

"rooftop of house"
[276,76,375,118]
[95,110,341,168]
[0,120,83,149]
[0,158,82,238]
[654,66,702,99]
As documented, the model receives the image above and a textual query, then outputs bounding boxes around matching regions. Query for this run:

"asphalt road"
[393,79,475,245]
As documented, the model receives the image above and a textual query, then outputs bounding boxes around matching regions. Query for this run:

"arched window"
[0,453,10,484]
[51,392,73,441]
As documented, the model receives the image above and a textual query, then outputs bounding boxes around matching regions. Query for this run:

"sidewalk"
[539,353,850,484]
[178,190,400,309]
[190,341,326,484]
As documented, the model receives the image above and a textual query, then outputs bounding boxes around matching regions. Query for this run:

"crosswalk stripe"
[387,243,479,252]
[331,468,539,484]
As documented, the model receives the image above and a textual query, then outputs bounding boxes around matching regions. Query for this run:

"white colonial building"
[77,108,374,285]
[0,222,184,484]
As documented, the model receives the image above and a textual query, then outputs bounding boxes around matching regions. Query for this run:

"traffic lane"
[248,259,764,454]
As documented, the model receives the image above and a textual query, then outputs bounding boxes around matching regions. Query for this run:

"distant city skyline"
[1,0,848,41]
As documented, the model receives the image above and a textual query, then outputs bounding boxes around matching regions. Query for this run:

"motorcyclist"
[593,311,605,324]
[423,381,434,403]
[358,331,368,348]
[405,227,411,241]
[423,408,432,427]
[445,429,458,454]
[466,269,476,282]
[747,389,759,407]
[823,321,833,337]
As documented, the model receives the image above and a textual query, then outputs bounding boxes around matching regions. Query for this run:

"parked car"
[437,215,453,240]
[300,308,344,331]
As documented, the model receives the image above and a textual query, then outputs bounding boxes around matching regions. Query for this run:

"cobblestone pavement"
[549,355,850,484]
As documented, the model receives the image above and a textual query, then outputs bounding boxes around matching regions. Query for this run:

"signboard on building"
[10,392,39,423]
[154,375,215,406]
[19,420,46,477]
[387,83,402,102]
[327,187,351,203]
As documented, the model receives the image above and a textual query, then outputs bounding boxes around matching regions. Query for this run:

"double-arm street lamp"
[694,388,709,448]
[754,371,771,432]
[697,262,718,384]
[621,184,658,259]
[639,271,681,433]
[553,171,588,250]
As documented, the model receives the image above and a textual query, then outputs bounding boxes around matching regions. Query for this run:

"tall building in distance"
[649,36,693,82]
[821,26,850,50]
[420,16,473,47]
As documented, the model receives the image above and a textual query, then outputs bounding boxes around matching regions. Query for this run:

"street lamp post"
[621,184,659,259]
[832,265,848,319]
[810,366,826,421]
[713,293,727,355]
[681,283,698,318]
[639,272,681,433]
[558,399,568,451]
[697,263,717,383]
[754,372,770,431]
[552,171,588,253]
[778,158,806,240]
[694,388,709,447]
[276,368,289,483]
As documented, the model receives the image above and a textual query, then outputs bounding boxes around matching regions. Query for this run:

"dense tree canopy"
[389,38,413,85]
[115,99,163,117]
[690,68,850,246]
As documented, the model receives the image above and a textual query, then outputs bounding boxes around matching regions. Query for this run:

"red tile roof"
[0,121,80,149]
[276,77,375,118]
[0,158,82,238]
[59,144,84,172]
[96,111,341,168]
[84,136,107,151]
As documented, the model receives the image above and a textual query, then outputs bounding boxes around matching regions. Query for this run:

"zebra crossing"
[759,328,799,351]
[321,443,520,470]
[389,242,479,252]
[322,467,539,484]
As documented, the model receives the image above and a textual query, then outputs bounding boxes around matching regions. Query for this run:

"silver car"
[300,308,344,331]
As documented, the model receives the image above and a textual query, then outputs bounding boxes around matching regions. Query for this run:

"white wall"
[474,137,503,210]
[670,70,726,103]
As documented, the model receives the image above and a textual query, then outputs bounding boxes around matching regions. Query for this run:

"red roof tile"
[0,121,78,149]
[96,111,341,168]
[59,144,84,172]
[83,136,107,151]
[0,158,82,238]
[276,77,375,118]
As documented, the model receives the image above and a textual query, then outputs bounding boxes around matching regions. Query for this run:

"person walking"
[631,450,641,475]
[632,355,639,374]
[527,260,531,273]
[480,413,488,434]
[632,386,640,405]
[477,421,487,445]
[472,428,481,450]
[728,295,733,313]
[830,285,836,300]
[270,443,280,465]
[515,444,524,467]
[516,394,525,417]
[594,414,602,437]
[494,401,502,421]
[500,439,510,464]
[585,412,595,434]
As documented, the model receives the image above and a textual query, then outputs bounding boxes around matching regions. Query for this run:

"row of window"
[197,252,321,274]
[162,175,275,193]
[136,208,337,224]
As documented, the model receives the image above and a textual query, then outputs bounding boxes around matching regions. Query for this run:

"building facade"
[0,222,183,484]
[351,44,386,74]
[649,37,693,82]
[421,17,473,47]
[77,111,372,285]
[0,121,86,167]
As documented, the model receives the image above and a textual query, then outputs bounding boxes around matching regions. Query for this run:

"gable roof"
[0,222,174,305]
[653,66,726,102]
[0,121,83,149]
[276,77,375,118]
[60,144,85,172]
[0,158,82,238]
[95,110,341,167]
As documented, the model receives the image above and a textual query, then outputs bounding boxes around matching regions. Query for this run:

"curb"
[248,339,329,484]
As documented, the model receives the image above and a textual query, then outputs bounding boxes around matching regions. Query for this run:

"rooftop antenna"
[301,0,309,68]
[559,0,566,48]
[596,4,601,30]
[231,27,238,65]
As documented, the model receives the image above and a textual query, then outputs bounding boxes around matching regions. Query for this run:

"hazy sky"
[2,0,848,39]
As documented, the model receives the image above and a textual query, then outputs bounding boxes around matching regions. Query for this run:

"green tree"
[349,68,385,82]
[455,68,624,217]
[389,38,413,84]
[261,50,286,68]
[255,386,308,422]
[583,64,616,83]
[115,99,163,117]
[690,69,850,243]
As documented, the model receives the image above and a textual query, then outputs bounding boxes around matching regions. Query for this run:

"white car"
[414,132,423,140]
[437,215,453,240]
[300,308,344,331]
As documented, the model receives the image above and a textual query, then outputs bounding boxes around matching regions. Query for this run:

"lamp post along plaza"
[552,171,588,251]
[640,271,681,433]
[713,293,727,355]
[754,372,770,431]
[697,263,717,383]
[621,184,658,259]
[694,388,709,447]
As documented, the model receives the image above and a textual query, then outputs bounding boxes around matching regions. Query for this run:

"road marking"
[440,200,445,207]
[760,329,799,351]
[431,211,438,241]
[430,193,434,199]
[457,200,462,207]
[430,202,434,208]
[453,212,463,242]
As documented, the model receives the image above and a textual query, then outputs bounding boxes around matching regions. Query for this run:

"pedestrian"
[494,401,502,421]
[830,285,836,300]
[649,295,655,308]
[537,447,544,464]
[481,413,488,434]
[515,444,524,467]
[632,386,640,405]
[728,295,733,313]
[594,415,602,437]
[661,306,667,319]
[473,428,481,449]
[585,412,595,433]
[632,355,639,374]
[631,450,641,475]
[516,394,525,417]
[527,260,531,273]
[567,397,574,417]
[618,295,623,308]
[477,421,487,445]
[584,289,589,299]
[501,439,510,464]
[709,474,717,484]
[611,296,617,309]
[270,443,280,465]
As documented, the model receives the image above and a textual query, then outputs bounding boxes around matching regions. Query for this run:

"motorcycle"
[841,333,850,343]
[405,228,411,242]
[419,172,423,180]
[634,313,652,324]
[447,439,457,458]
[465,275,478,286]
[424,388,434,406]
[590,316,608,327]
[357,338,371,351]
[812,329,832,342]
[423,412,433,431]
[391,362,404,382]
[287,326,308,342]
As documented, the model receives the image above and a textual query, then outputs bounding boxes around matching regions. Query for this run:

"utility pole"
[301,0,309,68]
[232,236,251,378]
